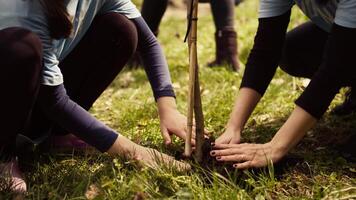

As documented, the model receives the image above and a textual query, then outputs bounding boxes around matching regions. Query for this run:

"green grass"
[2,0,356,199]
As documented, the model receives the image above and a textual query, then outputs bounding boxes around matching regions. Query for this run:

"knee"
[279,39,301,77]
[279,57,308,78]
[94,13,138,57]
[115,16,138,57]
[279,55,297,76]
[0,27,43,74]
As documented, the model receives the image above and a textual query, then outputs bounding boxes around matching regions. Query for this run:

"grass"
[2,0,356,199]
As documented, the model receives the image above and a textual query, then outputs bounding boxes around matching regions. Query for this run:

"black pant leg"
[141,0,168,34]
[210,0,235,30]
[28,13,138,137]
[39,13,138,136]
[0,28,42,159]
[280,22,329,78]
[60,13,138,110]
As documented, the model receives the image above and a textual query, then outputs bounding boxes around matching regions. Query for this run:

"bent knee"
[279,58,299,77]
[94,13,138,56]
[111,14,138,56]
[279,37,298,77]
[279,55,315,78]
[0,27,43,69]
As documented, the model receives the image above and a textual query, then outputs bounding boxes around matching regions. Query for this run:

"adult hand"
[215,127,241,144]
[157,97,196,145]
[210,142,285,169]
[215,88,262,144]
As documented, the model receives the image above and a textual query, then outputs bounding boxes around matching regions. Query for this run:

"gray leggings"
[141,0,235,34]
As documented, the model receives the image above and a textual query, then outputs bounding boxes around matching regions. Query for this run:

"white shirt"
[259,0,356,32]
[0,0,140,85]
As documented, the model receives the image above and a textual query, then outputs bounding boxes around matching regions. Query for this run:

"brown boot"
[208,29,240,72]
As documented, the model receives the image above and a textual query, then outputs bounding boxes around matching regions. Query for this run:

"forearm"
[230,11,290,127]
[37,85,118,152]
[131,17,175,100]
[226,88,261,132]
[217,11,290,144]
[270,106,317,154]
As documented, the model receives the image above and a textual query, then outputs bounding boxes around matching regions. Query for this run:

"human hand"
[157,97,210,146]
[215,127,241,144]
[157,97,196,145]
[210,142,285,169]
[107,135,191,171]
[159,107,196,145]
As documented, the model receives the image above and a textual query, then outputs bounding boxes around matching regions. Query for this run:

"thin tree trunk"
[185,0,204,160]
[184,0,199,157]
[194,67,205,162]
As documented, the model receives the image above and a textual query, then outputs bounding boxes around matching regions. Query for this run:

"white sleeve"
[100,0,141,19]
[259,0,294,18]
[24,2,63,86]
[335,0,356,28]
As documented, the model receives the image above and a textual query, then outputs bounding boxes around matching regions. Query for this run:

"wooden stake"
[194,67,205,162]
[184,0,205,160]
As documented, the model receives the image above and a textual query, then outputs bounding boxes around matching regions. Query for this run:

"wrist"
[157,96,177,116]
[225,121,242,135]
[268,140,289,161]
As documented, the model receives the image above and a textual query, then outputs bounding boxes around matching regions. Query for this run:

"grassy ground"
[2,0,356,199]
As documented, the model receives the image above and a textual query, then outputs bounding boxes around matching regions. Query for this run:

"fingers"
[160,127,172,145]
[215,154,250,162]
[191,130,196,141]
[215,135,231,144]
[204,129,212,137]
[212,143,244,149]
[216,135,241,145]
[210,148,244,157]
[233,161,253,170]
[191,139,196,146]
[174,129,196,146]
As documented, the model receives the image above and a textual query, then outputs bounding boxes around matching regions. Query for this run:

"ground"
[1,0,356,199]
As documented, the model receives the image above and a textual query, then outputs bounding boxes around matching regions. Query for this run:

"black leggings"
[0,13,137,158]
[0,28,43,158]
[141,0,235,34]
[280,22,329,78]
[28,13,138,139]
